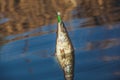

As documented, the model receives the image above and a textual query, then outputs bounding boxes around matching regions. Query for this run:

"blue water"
[0,17,120,80]
[0,0,120,80]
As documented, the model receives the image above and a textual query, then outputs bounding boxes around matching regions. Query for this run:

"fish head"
[58,22,67,33]
[57,22,68,38]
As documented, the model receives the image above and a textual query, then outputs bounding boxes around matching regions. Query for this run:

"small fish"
[55,12,74,80]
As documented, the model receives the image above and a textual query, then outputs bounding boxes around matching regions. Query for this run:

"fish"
[55,12,74,80]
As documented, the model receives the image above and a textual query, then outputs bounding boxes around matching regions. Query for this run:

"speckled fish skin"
[56,21,74,80]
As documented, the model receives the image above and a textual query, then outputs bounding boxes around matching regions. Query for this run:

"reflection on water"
[82,38,120,51]
[0,0,120,80]
[113,71,120,76]
[0,0,76,35]
[75,0,120,28]
[102,56,120,62]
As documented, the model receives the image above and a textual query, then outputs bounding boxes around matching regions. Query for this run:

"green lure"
[57,12,62,23]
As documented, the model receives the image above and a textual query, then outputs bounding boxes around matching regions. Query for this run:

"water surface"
[0,0,120,80]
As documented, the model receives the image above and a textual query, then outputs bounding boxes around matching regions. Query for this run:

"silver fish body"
[56,21,74,80]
